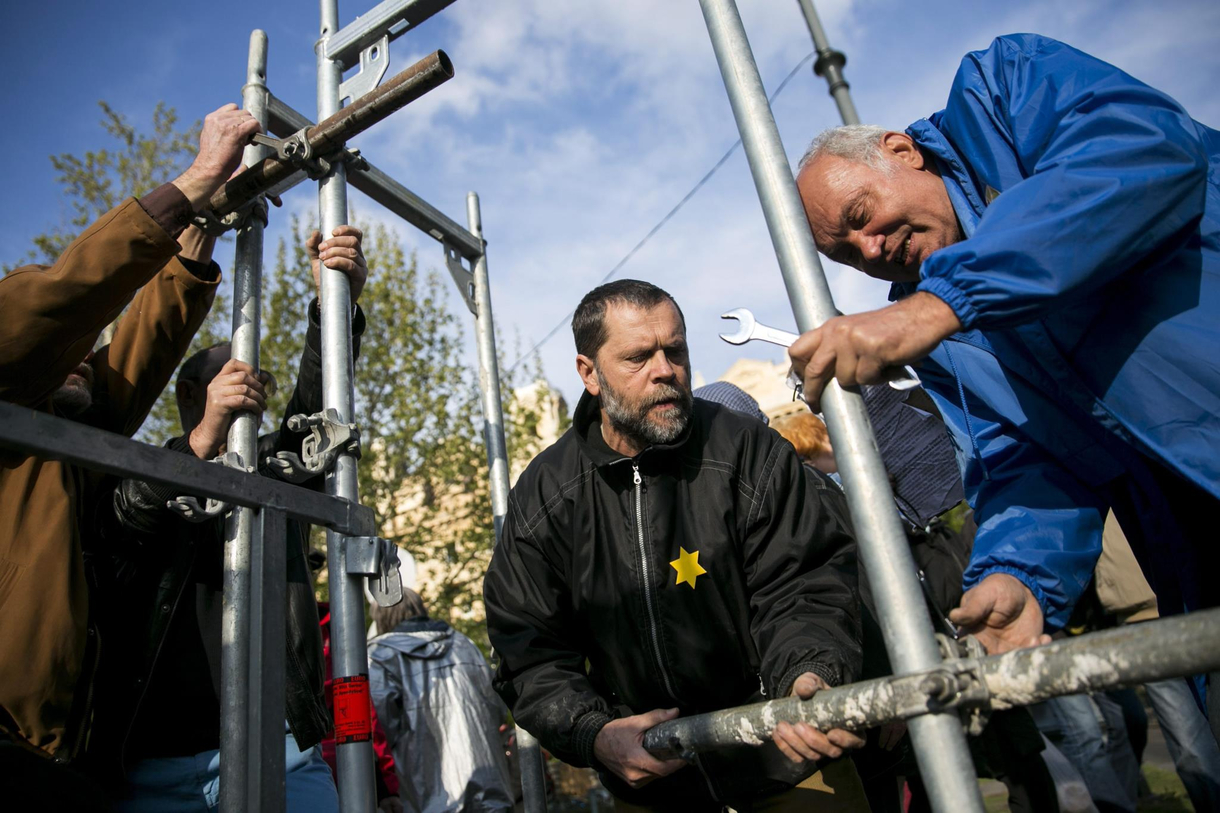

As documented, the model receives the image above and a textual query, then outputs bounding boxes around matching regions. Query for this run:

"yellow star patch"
[669,547,707,589]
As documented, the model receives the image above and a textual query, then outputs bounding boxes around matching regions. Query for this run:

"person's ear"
[881,132,926,170]
[576,354,600,396]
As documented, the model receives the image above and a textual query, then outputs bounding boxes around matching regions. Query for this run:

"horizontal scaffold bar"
[642,608,1220,759]
[0,401,376,536]
[209,50,454,217]
[265,93,484,260]
[326,0,456,70]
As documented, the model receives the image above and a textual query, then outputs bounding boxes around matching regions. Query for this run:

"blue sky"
[5,0,1219,409]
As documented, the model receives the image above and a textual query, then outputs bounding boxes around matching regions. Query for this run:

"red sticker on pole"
[332,674,372,744]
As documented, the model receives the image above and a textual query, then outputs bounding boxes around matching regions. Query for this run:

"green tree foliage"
[26,102,201,266]
[6,100,232,438]
[14,99,559,648]
[259,218,556,647]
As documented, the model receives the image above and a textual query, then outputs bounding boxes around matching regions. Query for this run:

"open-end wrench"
[719,307,921,391]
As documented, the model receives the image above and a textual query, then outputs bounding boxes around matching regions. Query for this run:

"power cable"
[507,50,816,372]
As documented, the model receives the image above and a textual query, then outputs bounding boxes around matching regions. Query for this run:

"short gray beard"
[51,381,93,416]
[597,369,692,447]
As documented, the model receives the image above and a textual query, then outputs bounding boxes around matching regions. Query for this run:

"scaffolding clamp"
[338,34,390,106]
[444,240,477,314]
[251,130,368,181]
[345,535,404,607]
[931,633,992,735]
[191,195,270,237]
[267,408,361,482]
[166,451,252,521]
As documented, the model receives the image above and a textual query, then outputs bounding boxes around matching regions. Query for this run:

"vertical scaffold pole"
[221,28,285,813]
[694,2,985,811]
[465,193,548,813]
[317,2,377,811]
[794,0,860,126]
[467,193,511,541]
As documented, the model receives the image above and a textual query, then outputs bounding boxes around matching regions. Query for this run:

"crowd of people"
[0,30,1216,813]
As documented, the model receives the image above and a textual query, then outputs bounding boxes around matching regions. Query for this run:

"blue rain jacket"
[893,34,1220,627]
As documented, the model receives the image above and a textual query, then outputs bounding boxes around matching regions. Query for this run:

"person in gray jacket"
[369,590,513,813]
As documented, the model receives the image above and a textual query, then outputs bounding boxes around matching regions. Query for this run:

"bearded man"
[484,280,867,812]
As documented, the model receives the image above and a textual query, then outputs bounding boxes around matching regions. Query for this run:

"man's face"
[582,301,693,447]
[51,354,95,416]
[796,134,962,283]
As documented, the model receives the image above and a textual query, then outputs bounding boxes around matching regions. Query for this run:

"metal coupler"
[167,451,251,521]
[345,535,404,608]
[251,130,368,181]
[191,195,270,237]
[266,408,360,483]
[934,633,992,736]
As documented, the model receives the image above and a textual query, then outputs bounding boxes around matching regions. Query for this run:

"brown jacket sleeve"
[0,196,183,407]
[89,253,220,436]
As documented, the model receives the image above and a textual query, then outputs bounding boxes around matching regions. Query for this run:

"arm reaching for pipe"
[949,573,1053,655]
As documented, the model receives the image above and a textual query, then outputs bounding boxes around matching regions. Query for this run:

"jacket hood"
[372,619,455,660]
[572,389,694,468]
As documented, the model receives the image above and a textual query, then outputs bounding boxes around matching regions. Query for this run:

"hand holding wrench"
[718,307,920,392]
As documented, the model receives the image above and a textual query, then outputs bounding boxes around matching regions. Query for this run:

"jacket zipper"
[633,463,677,700]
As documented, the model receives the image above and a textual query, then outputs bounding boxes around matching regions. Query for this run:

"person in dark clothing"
[771,403,1057,813]
[84,226,368,812]
[484,280,867,812]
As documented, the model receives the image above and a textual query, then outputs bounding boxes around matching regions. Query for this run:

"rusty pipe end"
[434,49,455,79]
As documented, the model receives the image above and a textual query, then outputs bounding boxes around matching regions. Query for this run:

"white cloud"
[297,0,1220,410]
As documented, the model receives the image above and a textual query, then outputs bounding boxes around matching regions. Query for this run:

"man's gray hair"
[797,124,895,175]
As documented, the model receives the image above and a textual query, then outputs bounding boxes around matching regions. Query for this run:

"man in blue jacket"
[786,33,1219,674]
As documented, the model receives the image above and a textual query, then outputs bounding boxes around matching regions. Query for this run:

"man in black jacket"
[84,227,367,811]
[484,280,866,811]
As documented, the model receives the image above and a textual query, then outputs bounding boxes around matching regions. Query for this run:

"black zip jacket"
[83,300,363,781]
[485,392,861,803]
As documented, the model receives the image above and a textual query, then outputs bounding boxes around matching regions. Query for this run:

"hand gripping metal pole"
[465,193,548,813]
[219,29,287,813]
[695,2,985,810]
[318,2,377,811]
[795,0,860,126]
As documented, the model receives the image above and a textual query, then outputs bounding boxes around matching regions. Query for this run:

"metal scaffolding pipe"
[209,48,453,216]
[264,92,484,260]
[695,1,984,810]
[794,0,860,125]
[219,28,277,813]
[326,0,456,68]
[465,194,548,812]
[247,506,288,812]
[467,193,509,536]
[0,401,375,534]
[644,609,1220,758]
[318,1,376,810]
